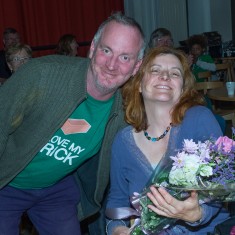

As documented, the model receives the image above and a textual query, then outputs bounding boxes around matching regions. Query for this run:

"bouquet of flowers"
[129,130,235,235]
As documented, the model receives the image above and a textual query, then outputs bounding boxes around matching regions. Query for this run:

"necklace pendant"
[144,123,172,142]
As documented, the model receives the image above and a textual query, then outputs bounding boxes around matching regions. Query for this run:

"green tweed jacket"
[0,55,126,221]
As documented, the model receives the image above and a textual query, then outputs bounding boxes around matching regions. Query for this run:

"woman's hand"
[112,226,130,235]
[146,186,202,223]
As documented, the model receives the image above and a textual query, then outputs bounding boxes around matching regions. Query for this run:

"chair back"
[195,81,224,95]
[215,63,232,81]
[197,71,212,81]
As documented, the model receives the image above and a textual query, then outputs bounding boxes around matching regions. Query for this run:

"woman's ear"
[139,83,142,93]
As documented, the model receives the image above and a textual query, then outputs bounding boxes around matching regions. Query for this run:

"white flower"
[199,165,213,177]
[169,168,186,186]
[169,152,202,187]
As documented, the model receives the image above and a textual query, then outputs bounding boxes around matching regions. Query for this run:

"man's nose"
[106,56,118,70]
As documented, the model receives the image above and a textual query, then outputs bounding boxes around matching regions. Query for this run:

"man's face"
[3,33,20,49]
[88,21,143,97]
[155,36,173,48]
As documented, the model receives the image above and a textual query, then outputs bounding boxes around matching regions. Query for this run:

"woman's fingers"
[147,186,176,216]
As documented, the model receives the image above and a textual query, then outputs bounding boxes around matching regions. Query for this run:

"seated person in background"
[148,28,173,48]
[55,34,79,56]
[187,35,225,133]
[0,28,21,84]
[148,28,193,66]
[5,43,32,73]
[188,34,216,82]
[106,47,229,235]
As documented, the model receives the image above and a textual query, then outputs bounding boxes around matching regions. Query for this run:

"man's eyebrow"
[99,43,110,49]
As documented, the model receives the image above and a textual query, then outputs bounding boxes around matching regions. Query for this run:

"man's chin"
[96,81,117,94]
[97,78,116,88]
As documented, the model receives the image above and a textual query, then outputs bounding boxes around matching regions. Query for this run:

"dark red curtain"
[0,0,124,57]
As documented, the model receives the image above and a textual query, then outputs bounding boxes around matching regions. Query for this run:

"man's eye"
[103,48,110,54]
[120,55,130,62]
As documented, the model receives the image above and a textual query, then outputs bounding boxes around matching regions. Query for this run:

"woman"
[106,47,229,235]
[5,43,32,73]
[56,34,78,56]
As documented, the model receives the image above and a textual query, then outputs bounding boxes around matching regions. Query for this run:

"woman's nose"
[159,71,170,80]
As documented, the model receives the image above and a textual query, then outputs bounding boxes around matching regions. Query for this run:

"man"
[0,12,146,235]
[0,27,20,83]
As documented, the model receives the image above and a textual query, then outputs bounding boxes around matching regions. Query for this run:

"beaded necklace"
[144,123,172,142]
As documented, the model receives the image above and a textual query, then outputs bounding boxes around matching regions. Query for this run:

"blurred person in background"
[5,43,32,73]
[187,34,225,134]
[188,34,216,83]
[148,28,173,49]
[56,34,79,56]
[0,28,20,84]
[148,28,194,67]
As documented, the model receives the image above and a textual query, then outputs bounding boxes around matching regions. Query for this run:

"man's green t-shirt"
[10,95,114,189]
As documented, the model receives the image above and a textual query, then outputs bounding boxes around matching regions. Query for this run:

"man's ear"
[132,59,142,76]
[88,40,95,59]
[7,62,13,72]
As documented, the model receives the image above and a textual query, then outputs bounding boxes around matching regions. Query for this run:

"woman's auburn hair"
[122,46,205,132]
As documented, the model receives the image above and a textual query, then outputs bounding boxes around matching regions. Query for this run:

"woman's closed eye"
[169,71,181,78]
[150,67,161,75]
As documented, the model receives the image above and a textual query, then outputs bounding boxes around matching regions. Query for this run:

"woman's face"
[70,39,78,56]
[7,49,31,72]
[140,53,184,105]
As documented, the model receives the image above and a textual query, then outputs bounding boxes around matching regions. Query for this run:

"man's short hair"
[93,12,146,60]
[3,28,19,38]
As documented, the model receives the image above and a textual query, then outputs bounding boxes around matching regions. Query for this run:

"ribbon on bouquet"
[105,193,151,234]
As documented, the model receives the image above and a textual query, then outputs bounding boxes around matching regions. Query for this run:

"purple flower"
[170,152,186,169]
[183,139,198,153]
[215,136,235,153]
